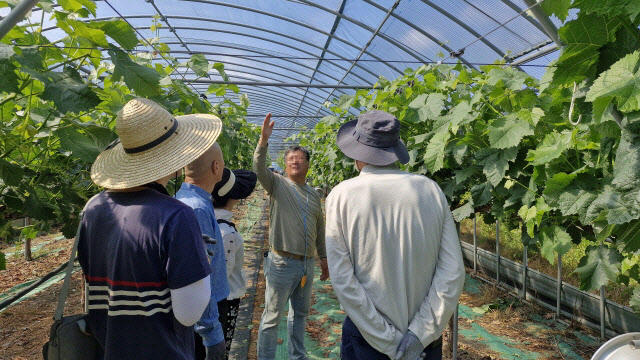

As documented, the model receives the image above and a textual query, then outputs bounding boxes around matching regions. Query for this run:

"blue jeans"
[341,317,443,360]
[257,252,315,360]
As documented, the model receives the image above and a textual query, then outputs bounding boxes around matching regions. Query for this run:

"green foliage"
[294,0,640,310]
[0,1,257,241]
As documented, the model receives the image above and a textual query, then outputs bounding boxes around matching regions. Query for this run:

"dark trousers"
[340,316,443,360]
[194,298,241,360]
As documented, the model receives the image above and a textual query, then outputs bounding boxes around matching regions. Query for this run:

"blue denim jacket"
[176,182,230,346]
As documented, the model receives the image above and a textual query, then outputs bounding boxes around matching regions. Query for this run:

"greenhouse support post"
[452,304,459,360]
[0,0,40,40]
[473,216,477,274]
[496,220,500,284]
[521,245,527,300]
[600,286,606,341]
[557,253,562,317]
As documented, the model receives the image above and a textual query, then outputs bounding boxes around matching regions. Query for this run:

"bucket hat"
[212,168,257,206]
[91,98,222,189]
[336,110,409,166]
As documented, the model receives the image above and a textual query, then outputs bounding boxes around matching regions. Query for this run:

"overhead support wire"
[444,0,558,63]
[315,0,402,116]
[417,0,523,71]
[0,0,39,40]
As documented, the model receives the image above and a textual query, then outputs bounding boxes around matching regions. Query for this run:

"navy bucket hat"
[336,110,409,166]
[212,168,257,206]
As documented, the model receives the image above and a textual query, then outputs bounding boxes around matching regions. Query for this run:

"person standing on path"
[79,98,218,360]
[176,142,230,360]
[325,110,465,360]
[212,168,258,359]
[254,113,329,360]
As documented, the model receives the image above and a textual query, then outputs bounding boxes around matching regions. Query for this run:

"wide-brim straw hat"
[91,98,222,189]
[336,110,409,166]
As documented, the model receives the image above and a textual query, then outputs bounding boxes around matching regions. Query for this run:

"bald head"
[184,143,225,192]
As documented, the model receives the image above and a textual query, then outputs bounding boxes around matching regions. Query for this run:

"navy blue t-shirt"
[78,189,211,360]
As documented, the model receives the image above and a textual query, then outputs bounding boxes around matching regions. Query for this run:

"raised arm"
[253,113,277,193]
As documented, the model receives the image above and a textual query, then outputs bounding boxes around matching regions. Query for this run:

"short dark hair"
[284,146,310,161]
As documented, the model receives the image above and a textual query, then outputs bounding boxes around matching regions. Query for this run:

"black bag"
[43,214,101,360]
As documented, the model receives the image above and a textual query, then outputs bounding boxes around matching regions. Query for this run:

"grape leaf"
[586,51,640,112]
[526,131,571,166]
[88,19,138,50]
[471,182,492,207]
[109,49,162,96]
[187,53,210,77]
[614,219,640,253]
[476,147,518,187]
[541,0,571,21]
[424,131,450,173]
[540,225,573,264]
[42,83,101,114]
[488,116,535,149]
[0,159,24,186]
[452,201,474,222]
[573,245,622,290]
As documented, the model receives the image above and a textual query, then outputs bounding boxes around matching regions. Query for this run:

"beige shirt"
[325,165,465,358]
[253,144,326,258]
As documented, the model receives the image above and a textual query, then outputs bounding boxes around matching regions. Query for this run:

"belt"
[271,249,313,260]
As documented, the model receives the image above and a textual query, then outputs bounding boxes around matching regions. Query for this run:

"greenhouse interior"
[0,0,639,359]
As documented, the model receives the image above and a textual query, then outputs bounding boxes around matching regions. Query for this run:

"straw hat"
[91,98,222,189]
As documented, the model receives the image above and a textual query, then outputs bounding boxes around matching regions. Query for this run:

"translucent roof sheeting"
[10,0,570,153]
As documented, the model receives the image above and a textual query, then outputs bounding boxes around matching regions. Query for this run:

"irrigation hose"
[0,260,71,311]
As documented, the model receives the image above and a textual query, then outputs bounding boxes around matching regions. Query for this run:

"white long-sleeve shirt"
[214,209,247,300]
[325,165,465,358]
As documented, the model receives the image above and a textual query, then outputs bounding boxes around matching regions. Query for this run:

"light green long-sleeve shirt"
[253,144,326,258]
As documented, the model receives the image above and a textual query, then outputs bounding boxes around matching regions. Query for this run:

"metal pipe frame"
[557,253,562,317]
[149,25,375,82]
[201,89,318,117]
[510,43,559,66]
[297,0,429,69]
[317,0,402,116]
[522,245,527,300]
[520,0,562,47]
[496,220,501,284]
[180,1,404,74]
[175,58,332,105]
[419,0,510,63]
[499,0,552,40]
[463,0,538,49]
[182,68,331,108]
[62,14,381,84]
[0,0,40,40]
[188,79,375,89]
[293,0,347,130]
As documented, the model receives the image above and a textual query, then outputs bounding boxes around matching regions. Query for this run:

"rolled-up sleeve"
[407,192,465,347]
[253,144,276,194]
[325,194,403,358]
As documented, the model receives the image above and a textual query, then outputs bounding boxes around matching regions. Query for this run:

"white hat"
[90,98,222,189]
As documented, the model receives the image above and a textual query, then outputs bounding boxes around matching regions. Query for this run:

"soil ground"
[0,190,610,360]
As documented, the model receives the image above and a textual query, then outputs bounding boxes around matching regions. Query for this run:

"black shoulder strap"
[216,219,237,231]
[54,211,84,321]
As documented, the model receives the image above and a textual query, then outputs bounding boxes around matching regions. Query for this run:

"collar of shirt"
[214,208,233,221]
[359,164,400,176]
[179,182,213,202]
